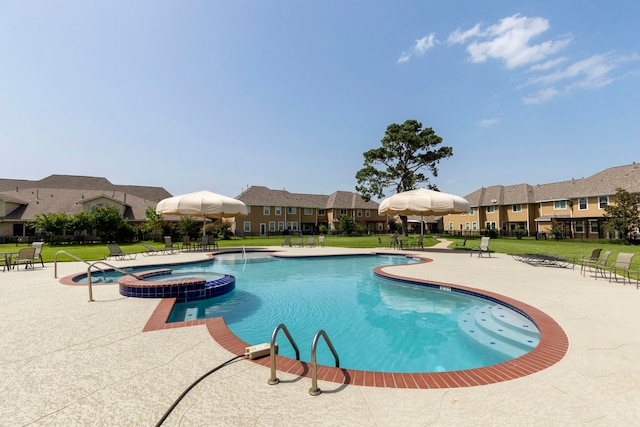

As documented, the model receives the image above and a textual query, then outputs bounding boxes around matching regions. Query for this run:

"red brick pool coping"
[142,255,569,389]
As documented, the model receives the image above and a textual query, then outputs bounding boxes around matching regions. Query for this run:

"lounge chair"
[607,252,635,285]
[411,235,424,250]
[163,236,179,254]
[142,244,162,256]
[390,234,400,249]
[293,236,304,247]
[13,247,36,270]
[32,241,45,267]
[182,235,193,251]
[317,234,325,246]
[106,243,137,261]
[590,250,612,279]
[306,235,316,247]
[470,237,491,257]
[281,235,292,247]
[578,248,602,275]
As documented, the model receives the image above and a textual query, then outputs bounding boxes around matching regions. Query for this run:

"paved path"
[1,243,639,425]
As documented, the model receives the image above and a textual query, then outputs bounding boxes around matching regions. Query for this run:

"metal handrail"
[54,250,104,279]
[85,261,143,303]
[268,323,300,385]
[309,329,339,396]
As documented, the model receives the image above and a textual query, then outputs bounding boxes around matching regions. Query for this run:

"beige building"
[445,163,640,239]
[0,175,171,242]
[236,186,388,235]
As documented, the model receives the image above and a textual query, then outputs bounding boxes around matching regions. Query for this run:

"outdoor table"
[1,251,18,271]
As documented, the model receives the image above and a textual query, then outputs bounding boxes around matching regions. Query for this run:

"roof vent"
[491,199,497,204]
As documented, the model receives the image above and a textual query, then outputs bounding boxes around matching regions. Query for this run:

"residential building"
[445,163,640,239]
[0,175,172,242]
[235,186,388,235]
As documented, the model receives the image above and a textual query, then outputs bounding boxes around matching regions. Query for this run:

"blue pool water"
[166,254,540,373]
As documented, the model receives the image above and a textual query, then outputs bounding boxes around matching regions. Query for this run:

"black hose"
[155,354,245,426]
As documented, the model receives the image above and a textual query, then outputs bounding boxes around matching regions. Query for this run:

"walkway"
[1,244,639,425]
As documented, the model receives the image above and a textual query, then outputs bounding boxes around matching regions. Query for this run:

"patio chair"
[13,247,36,270]
[163,236,179,254]
[141,244,161,256]
[281,235,292,247]
[182,235,193,251]
[390,234,400,249]
[470,237,491,257]
[411,235,424,250]
[293,236,304,247]
[106,243,137,261]
[578,248,602,276]
[306,235,316,247]
[591,250,612,279]
[607,252,635,285]
[32,241,45,267]
[317,234,325,246]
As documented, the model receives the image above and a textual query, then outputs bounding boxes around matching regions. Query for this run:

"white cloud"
[448,23,482,45]
[522,87,560,104]
[397,51,411,64]
[463,14,572,69]
[478,118,500,128]
[415,34,436,55]
[528,57,568,72]
[398,33,436,63]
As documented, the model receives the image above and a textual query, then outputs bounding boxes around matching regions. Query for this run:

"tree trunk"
[400,215,409,237]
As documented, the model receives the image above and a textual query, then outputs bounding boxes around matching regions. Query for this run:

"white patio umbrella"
[378,188,470,235]
[156,190,248,235]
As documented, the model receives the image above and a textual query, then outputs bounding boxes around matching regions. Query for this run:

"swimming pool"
[166,254,540,373]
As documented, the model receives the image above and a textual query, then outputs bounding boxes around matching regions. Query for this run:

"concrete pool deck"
[1,242,639,425]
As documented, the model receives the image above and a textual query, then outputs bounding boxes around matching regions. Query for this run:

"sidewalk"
[1,245,639,425]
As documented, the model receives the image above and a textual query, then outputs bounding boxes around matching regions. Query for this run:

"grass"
[3,234,640,270]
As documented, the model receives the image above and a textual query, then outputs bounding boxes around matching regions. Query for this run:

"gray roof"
[236,186,379,210]
[0,174,172,222]
[465,163,640,207]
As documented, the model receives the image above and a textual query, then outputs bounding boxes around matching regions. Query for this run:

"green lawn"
[3,234,640,268]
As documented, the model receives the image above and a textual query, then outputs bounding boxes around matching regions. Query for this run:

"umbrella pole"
[421,215,424,236]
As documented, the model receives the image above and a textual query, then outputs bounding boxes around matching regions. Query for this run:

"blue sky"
[2,1,638,201]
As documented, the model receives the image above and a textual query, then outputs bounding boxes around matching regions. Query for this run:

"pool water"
[168,254,540,373]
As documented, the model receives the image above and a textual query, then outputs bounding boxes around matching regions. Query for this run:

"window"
[275,206,282,215]
[269,221,276,232]
[554,200,567,210]
[575,222,584,233]
[287,207,296,214]
[578,198,587,210]
[304,208,312,215]
[465,222,470,231]
[365,210,370,217]
[469,208,475,216]
[263,206,270,215]
[357,209,362,217]
[512,204,522,212]
[340,209,347,215]
[286,221,298,230]
[598,196,609,209]
[243,221,251,232]
[246,205,251,213]
[448,222,453,230]
[472,222,478,231]
[377,223,383,231]
[485,221,496,229]
[590,220,598,233]
[318,209,326,216]
[486,206,495,213]
[277,221,284,231]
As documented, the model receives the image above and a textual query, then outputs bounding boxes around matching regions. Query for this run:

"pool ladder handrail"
[85,260,144,303]
[309,329,340,396]
[268,323,300,385]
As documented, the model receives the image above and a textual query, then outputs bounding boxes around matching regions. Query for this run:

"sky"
[1,1,639,202]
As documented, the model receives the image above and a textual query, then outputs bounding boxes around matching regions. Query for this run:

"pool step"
[458,305,540,358]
